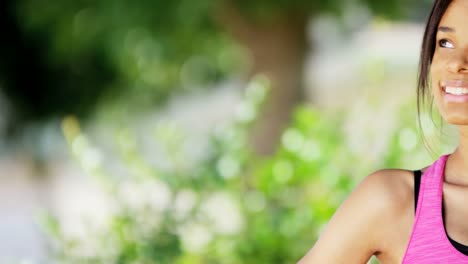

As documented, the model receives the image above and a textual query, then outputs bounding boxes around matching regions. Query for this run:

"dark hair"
[417,0,452,155]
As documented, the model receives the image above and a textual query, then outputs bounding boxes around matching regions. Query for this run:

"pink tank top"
[402,154,468,263]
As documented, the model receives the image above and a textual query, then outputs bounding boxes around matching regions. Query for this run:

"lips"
[441,80,468,90]
[440,80,468,103]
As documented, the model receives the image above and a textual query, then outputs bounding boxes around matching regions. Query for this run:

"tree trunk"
[217,2,309,156]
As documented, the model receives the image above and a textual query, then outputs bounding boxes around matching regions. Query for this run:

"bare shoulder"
[366,166,428,211]
[364,168,415,208]
[298,168,421,264]
[361,168,429,262]
[339,168,416,233]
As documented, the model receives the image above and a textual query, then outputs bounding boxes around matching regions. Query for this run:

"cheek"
[430,53,446,92]
[431,54,442,76]
[431,49,451,74]
[430,66,439,96]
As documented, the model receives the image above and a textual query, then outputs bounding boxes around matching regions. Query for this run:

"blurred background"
[0,0,459,263]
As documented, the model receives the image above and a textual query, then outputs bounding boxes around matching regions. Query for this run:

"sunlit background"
[0,0,459,263]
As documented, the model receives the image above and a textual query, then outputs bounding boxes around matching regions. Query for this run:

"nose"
[447,47,468,74]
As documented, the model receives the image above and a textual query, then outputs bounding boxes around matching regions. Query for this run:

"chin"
[436,98,468,125]
[441,112,468,125]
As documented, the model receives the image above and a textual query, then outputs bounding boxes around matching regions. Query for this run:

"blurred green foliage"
[1,0,242,135]
[1,0,430,137]
[42,76,437,264]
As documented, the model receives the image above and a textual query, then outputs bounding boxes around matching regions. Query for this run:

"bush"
[42,76,434,264]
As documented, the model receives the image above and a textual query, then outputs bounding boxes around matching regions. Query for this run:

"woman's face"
[431,0,468,125]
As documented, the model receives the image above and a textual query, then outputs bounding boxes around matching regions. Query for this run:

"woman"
[298,0,468,263]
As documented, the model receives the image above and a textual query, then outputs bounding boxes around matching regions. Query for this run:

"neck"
[445,126,468,185]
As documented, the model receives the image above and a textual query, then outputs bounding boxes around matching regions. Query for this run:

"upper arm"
[298,170,403,264]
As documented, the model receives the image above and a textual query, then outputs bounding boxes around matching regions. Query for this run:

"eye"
[438,39,454,49]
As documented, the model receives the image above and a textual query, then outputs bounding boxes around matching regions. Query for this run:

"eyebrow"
[438,26,455,32]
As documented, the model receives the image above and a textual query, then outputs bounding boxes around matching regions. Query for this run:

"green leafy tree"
[2,0,430,152]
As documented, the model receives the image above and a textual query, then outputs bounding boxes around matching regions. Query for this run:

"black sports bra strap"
[414,170,422,211]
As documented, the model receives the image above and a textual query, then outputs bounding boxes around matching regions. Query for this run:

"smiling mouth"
[441,80,468,95]
[440,80,468,103]
[444,86,468,95]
